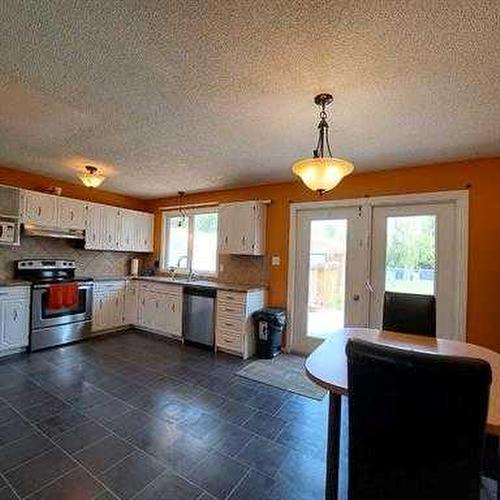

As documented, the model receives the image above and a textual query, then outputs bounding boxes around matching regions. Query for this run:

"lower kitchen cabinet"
[215,289,266,359]
[92,281,126,332]
[0,286,30,352]
[137,283,182,338]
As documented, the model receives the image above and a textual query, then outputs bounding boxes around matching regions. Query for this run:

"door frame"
[286,190,468,352]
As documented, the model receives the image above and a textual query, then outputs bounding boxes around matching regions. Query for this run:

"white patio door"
[289,192,467,354]
[291,206,369,354]
[369,203,460,340]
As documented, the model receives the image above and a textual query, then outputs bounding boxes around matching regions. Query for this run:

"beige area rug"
[236,354,327,400]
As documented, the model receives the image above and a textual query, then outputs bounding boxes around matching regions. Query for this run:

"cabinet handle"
[37,206,41,216]
[70,210,74,221]
[224,236,228,245]
[155,301,158,309]
[13,309,18,321]
[171,303,175,312]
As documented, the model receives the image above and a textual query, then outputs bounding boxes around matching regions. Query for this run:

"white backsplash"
[0,236,143,280]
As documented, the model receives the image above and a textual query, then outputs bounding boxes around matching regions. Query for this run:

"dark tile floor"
[0,330,329,499]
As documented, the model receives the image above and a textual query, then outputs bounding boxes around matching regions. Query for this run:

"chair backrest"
[383,291,436,337]
[346,338,492,500]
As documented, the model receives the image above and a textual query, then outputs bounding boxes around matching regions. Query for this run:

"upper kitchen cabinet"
[85,203,153,253]
[22,190,86,231]
[22,190,58,227]
[58,198,87,230]
[218,201,267,255]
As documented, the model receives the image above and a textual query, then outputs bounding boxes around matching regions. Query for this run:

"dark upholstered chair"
[346,338,492,500]
[383,291,436,337]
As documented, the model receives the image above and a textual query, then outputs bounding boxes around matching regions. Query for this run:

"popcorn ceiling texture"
[0,1,499,198]
[0,237,140,280]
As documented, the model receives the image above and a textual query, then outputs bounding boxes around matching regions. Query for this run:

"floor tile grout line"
[1,334,317,497]
[224,467,251,500]
[0,396,121,500]
[23,465,80,499]
[0,471,22,500]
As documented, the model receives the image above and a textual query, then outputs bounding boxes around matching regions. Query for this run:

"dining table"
[305,328,500,500]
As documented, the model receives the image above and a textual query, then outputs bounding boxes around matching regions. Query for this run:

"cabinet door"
[153,294,169,334]
[139,289,155,329]
[100,207,121,250]
[92,293,105,331]
[136,214,153,252]
[218,205,234,254]
[110,290,125,328]
[59,198,87,230]
[85,204,102,250]
[1,299,29,349]
[166,294,182,337]
[23,191,58,226]
[120,211,134,251]
[124,282,138,324]
[234,204,254,254]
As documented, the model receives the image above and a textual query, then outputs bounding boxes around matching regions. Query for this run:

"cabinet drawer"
[217,333,242,352]
[139,282,182,296]
[0,287,30,300]
[217,316,244,334]
[217,291,246,305]
[216,300,245,318]
[94,281,126,293]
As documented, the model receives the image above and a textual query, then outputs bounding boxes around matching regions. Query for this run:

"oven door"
[31,282,93,329]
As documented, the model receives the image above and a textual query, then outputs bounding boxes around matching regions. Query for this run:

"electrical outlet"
[271,255,280,266]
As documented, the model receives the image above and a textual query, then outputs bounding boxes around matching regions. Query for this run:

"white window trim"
[160,207,219,276]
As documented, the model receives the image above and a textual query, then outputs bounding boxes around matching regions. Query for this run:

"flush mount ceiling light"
[292,93,354,195]
[78,165,106,188]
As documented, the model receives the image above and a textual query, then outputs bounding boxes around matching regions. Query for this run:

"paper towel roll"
[130,258,139,276]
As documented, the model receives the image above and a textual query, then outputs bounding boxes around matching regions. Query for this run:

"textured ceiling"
[0,0,499,198]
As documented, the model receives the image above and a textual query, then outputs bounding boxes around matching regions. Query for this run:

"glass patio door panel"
[370,203,457,339]
[292,207,369,353]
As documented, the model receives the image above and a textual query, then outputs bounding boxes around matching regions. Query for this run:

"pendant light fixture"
[78,165,106,188]
[292,93,354,194]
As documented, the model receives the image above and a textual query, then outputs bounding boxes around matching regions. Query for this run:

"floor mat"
[237,354,327,400]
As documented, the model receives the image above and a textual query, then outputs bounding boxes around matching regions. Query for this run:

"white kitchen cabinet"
[92,281,126,332]
[137,282,182,338]
[0,287,30,351]
[58,198,87,230]
[218,201,266,255]
[85,203,102,249]
[22,190,58,227]
[215,288,266,359]
[124,281,139,324]
[85,204,153,253]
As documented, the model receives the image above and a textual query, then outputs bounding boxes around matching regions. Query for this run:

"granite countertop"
[0,279,31,287]
[89,275,266,292]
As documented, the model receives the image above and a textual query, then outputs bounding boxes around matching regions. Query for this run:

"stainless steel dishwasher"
[183,286,216,347]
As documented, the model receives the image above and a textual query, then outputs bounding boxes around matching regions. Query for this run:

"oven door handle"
[33,283,93,290]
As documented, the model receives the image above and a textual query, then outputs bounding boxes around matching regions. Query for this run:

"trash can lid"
[252,307,287,326]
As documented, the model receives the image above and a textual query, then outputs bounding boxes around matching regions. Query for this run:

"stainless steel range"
[15,260,93,351]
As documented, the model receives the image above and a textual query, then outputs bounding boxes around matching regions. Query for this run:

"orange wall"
[147,158,500,352]
[0,164,148,211]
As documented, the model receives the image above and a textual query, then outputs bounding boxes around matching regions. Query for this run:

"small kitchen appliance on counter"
[15,260,94,351]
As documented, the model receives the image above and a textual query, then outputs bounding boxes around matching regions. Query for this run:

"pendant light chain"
[313,101,333,158]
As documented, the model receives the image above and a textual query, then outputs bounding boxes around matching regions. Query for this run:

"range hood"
[22,224,85,240]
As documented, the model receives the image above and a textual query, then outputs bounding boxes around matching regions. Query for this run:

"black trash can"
[253,308,286,359]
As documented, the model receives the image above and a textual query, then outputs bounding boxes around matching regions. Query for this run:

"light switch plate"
[271,255,280,266]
